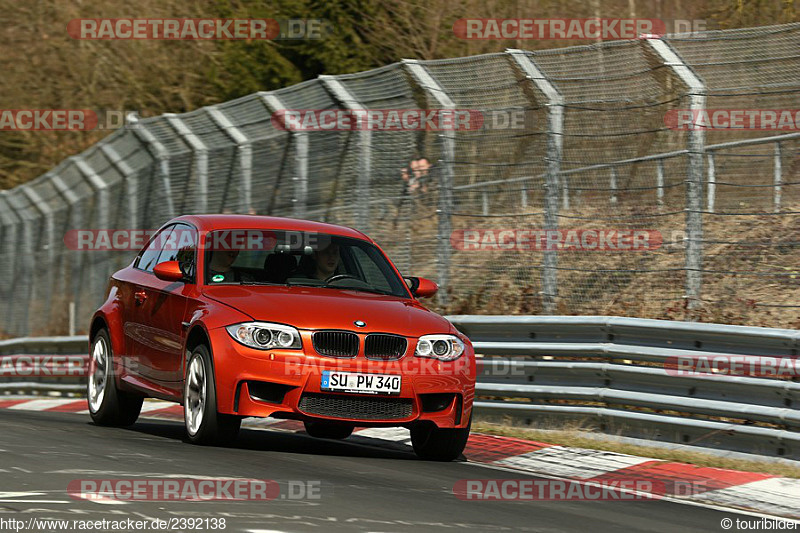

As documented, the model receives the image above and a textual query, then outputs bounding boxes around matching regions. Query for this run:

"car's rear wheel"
[88,329,143,426]
[304,420,354,440]
[184,345,241,445]
[411,415,471,461]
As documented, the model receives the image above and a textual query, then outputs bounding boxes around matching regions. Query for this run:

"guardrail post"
[132,124,175,221]
[165,114,208,214]
[403,59,455,306]
[261,93,308,218]
[646,37,706,312]
[774,142,782,212]
[206,106,253,214]
[320,76,371,231]
[508,49,563,313]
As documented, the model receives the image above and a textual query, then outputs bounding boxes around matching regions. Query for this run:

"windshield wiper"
[330,286,397,296]
[284,280,396,296]
[284,280,324,288]
[240,280,282,286]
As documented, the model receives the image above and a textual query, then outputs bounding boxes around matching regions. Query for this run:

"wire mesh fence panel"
[334,63,420,274]
[2,23,800,335]
[420,53,549,311]
[275,79,350,218]
[664,25,800,325]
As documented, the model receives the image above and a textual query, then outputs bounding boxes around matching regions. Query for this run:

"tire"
[88,329,143,426]
[304,420,354,440]
[411,415,471,461]
[184,345,241,445]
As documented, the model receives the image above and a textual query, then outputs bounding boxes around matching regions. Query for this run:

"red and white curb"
[2,397,798,519]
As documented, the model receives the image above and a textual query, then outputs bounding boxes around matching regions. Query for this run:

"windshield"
[202,229,410,298]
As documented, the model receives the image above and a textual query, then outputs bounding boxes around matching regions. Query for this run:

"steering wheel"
[324,274,360,284]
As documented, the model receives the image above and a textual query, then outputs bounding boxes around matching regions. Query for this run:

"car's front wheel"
[304,420,354,440]
[88,329,143,426]
[411,415,471,461]
[184,345,241,445]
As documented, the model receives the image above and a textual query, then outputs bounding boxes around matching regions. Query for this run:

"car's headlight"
[226,322,302,350]
[414,334,465,361]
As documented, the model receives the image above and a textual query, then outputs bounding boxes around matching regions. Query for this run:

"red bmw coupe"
[88,215,475,460]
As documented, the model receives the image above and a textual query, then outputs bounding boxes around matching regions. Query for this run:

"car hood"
[202,285,454,336]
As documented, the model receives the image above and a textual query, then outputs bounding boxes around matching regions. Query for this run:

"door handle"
[134,290,147,305]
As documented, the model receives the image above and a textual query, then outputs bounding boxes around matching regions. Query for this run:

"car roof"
[171,214,372,242]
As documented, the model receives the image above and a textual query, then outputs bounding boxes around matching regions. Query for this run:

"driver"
[310,242,340,280]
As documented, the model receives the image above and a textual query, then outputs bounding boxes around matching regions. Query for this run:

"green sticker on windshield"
[212,274,225,282]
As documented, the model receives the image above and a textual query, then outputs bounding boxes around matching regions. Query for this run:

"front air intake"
[312,330,359,357]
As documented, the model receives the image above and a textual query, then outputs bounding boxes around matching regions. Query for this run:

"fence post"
[706,151,716,212]
[0,191,26,335]
[774,142,782,213]
[656,159,665,207]
[508,49,564,313]
[610,167,618,205]
[319,76,371,231]
[261,93,308,218]
[206,106,253,214]
[3,192,35,335]
[165,114,208,213]
[73,157,110,321]
[20,184,55,321]
[132,124,175,220]
[49,173,83,326]
[646,37,706,312]
[403,59,455,306]
[100,142,138,230]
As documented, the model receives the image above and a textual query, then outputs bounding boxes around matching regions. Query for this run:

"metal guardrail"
[0,336,88,394]
[2,317,799,459]
[449,315,800,460]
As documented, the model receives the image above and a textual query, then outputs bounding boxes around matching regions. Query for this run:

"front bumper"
[208,327,475,428]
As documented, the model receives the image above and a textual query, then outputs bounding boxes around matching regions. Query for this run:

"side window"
[135,225,174,273]
[350,246,392,292]
[157,223,197,280]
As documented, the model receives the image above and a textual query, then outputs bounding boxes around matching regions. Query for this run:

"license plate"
[321,371,401,395]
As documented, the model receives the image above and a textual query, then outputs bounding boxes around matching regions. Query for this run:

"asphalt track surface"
[0,409,764,532]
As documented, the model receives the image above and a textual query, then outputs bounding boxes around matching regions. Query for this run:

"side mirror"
[153,261,185,282]
[405,276,438,298]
